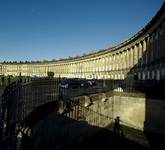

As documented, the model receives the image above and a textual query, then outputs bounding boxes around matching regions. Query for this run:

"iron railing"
[0,78,164,149]
[0,78,60,150]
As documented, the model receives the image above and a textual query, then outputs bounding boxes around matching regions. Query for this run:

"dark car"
[80,80,92,87]
[59,78,81,89]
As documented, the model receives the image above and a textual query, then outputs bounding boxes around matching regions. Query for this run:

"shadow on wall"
[20,92,165,150]
[31,112,146,150]
[125,4,165,147]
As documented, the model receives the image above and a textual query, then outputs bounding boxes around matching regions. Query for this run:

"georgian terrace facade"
[0,3,165,80]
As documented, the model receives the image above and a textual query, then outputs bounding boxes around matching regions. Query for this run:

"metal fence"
[0,78,164,149]
[99,79,165,99]
[63,100,113,128]
[60,79,165,101]
[0,78,60,150]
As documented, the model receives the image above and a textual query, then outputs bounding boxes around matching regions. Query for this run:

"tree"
[47,71,54,78]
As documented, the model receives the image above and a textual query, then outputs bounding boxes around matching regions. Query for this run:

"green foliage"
[125,74,135,81]
[0,75,31,86]
[47,71,54,77]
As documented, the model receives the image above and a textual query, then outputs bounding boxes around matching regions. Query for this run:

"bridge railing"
[1,78,164,149]
[64,103,113,128]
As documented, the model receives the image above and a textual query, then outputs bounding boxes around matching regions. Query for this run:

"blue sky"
[0,0,164,62]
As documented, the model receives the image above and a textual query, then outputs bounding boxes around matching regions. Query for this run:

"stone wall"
[31,91,165,149]
[113,94,146,130]
[64,95,113,128]
[62,91,165,134]
[144,98,165,134]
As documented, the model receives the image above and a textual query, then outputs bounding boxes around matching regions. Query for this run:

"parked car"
[80,79,91,87]
[59,78,81,89]
[87,80,96,86]
[80,79,96,87]
[59,78,96,89]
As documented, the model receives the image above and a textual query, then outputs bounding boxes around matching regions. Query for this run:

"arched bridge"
[0,78,114,150]
[1,78,165,150]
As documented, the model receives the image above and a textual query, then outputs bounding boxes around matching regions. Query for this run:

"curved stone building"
[0,3,165,80]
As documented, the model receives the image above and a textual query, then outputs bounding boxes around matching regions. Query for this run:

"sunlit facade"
[0,4,165,80]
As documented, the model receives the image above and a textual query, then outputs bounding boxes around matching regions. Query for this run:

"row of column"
[1,20,164,80]
[55,38,147,77]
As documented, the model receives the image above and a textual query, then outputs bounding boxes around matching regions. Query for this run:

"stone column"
[93,59,96,73]
[148,36,152,64]
[157,28,162,62]
[126,49,129,69]
[112,55,114,71]
[151,34,155,63]
[134,44,138,66]
[159,27,163,59]
[116,54,118,71]
[90,60,92,73]
[91,60,93,78]
[114,54,117,71]
[160,22,165,58]
[103,57,105,73]
[143,39,147,65]
[87,61,89,74]
[130,47,134,68]
[128,48,131,69]
[95,59,97,72]
[109,56,111,71]
[145,37,149,65]
[155,31,159,61]
[132,46,135,67]
[123,51,127,70]
[120,52,122,70]
[119,52,122,70]
[147,37,151,64]
[138,42,143,67]
[141,41,144,66]
[91,60,93,76]
[121,52,124,78]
